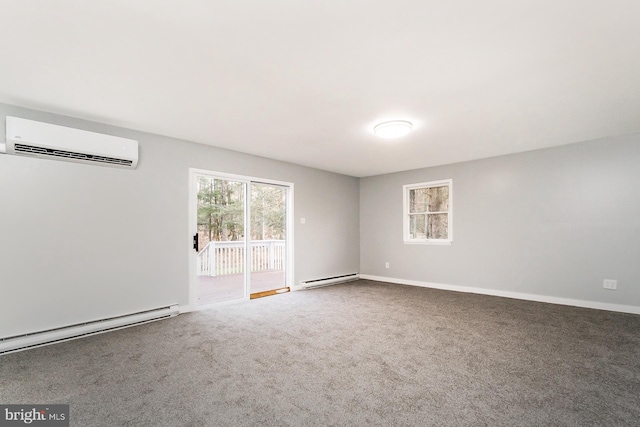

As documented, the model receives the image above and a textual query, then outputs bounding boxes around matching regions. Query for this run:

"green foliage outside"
[197,178,286,247]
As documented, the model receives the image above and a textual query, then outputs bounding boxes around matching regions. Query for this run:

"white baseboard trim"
[359,274,640,315]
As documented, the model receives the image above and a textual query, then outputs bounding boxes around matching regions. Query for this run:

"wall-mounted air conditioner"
[2,116,139,169]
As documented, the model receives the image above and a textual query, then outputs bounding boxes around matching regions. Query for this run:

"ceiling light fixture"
[373,120,413,139]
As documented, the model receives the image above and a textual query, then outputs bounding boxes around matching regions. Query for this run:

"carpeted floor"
[2,279,640,426]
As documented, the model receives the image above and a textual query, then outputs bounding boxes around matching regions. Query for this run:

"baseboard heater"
[0,305,179,355]
[300,273,359,289]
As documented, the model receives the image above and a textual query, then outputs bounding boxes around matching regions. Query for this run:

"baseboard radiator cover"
[300,273,359,289]
[0,305,179,355]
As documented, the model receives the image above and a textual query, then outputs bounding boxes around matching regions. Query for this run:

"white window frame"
[403,179,453,245]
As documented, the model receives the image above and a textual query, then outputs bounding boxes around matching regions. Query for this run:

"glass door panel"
[249,183,287,296]
[195,176,246,305]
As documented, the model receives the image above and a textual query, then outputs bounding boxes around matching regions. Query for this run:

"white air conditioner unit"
[3,116,138,169]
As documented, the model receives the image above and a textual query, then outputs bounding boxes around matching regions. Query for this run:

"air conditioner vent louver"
[14,143,133,167]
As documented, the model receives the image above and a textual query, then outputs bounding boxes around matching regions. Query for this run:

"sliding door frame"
[187,168,294,312]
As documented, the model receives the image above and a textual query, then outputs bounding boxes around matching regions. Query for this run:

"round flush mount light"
[373,120,413,139]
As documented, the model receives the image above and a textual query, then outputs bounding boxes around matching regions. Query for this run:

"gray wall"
[360,134,640,307]
[0,103,360,338]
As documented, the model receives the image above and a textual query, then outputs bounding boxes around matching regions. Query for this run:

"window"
[403,179,452,244]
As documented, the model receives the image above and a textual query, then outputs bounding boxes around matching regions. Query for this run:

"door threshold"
[250,287,290,300]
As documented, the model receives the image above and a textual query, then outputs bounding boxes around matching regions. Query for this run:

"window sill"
[403,240,452,246]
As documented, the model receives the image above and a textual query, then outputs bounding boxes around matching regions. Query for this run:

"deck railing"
[197,240,285,276]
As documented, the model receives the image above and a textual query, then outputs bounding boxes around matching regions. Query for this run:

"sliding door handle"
[193,234,199,252]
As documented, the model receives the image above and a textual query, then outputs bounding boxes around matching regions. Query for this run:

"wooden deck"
[196,270,286,305]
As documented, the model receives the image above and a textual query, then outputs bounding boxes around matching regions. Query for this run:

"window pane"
[409,188,428,213]
[197,178,245,246]
[409,214,426,239]
[427,186,449,212]
[427,214,448,239]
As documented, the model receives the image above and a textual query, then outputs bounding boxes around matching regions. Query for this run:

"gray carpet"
[2,280,640,426]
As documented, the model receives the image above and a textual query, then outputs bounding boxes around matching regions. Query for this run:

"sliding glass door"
[190,170,292,307]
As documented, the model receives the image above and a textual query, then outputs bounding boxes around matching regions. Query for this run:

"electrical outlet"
[603,279,617,290]
[300,217,306,224]
[385,262,390,269]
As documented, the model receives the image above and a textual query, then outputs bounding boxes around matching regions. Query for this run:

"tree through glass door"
[195,176,246,305]
[249,182,287,297]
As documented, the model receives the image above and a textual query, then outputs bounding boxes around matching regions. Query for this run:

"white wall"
[360,134,640,309]
[0,103,360,338]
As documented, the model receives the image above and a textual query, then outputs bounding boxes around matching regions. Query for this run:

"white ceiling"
[1,1,639,177]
